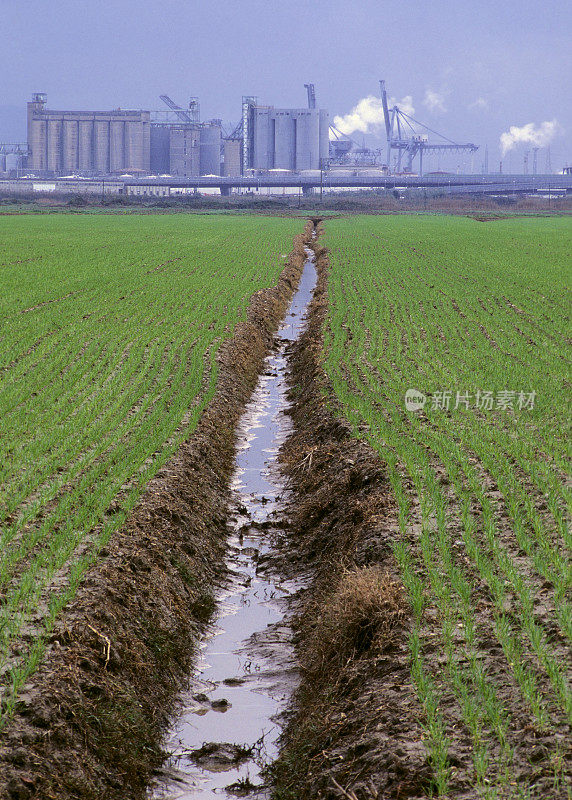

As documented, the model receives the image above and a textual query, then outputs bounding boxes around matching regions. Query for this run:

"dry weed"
[303,565,407,683]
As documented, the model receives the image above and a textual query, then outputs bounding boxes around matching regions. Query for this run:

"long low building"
[1,173,571,198]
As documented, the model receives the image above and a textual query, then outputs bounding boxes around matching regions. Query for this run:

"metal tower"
[380,80,478,175]
[532,147,539,176]
[304,83,316,109]
[241,96,257,175]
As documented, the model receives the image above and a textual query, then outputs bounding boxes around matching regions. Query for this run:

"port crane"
[380,80,478,175]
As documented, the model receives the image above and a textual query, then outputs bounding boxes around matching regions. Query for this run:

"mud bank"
[0,223,312,800]
[273,237,432,799]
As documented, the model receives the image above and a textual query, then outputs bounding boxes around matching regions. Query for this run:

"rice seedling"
[0,212,302,723]
[321,214,571,796]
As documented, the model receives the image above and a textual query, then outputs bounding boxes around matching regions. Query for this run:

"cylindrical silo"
[295,110,320,170]
[252,109,272,170]
[30,118,47,171]
[274,111,295,170]
[189,128,201,175]
[94,120,110,173]
[62,119,79,173]
[319,110,330,165]
[141,117,151,171]
[125,120,144,171]
[78,120,93,172]
[109,120,125,172]
[222,139,242,176]
[0,153,6,172]
[150,125,170,174]
[47,118,62,173]
[199,124,221,175]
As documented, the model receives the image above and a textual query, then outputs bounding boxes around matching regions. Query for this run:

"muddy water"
[151,250,316,799]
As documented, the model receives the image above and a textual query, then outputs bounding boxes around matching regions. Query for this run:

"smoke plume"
[500,119,562,155]
[333,95,415,136]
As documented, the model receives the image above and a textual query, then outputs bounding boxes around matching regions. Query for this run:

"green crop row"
[0,212,301,723]
[321,214,571,797]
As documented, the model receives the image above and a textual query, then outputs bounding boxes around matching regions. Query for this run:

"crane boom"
[159,95,192,123]
[379,80,391,138]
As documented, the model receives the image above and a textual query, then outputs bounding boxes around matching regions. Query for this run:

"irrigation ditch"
[0,219,428,800]
[150,245,318,798]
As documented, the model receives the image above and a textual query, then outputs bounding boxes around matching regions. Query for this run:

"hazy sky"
[1,0,570,171]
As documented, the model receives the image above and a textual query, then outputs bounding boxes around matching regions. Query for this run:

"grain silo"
[274,111,295,169]
[252,107,273,170]
[27,94,151,175]
[62,119,79,172]
[222,139,242,176]
[247,102,329,171]
[199,124,222,175]
[295,110,320,170]
[78,121,93,172]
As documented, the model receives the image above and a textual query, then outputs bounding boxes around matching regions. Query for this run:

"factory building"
[27,94,150,175]
[245,104,329,171]
[24,91,330,179]
[149,122,222,176]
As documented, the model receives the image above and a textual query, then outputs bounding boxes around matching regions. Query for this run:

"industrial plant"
[1,81,569,198]
[13,87,330,180]
[3,81,476,179]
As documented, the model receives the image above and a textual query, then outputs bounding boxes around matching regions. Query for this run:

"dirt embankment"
[0,223,313,800]
[272,235,432,799]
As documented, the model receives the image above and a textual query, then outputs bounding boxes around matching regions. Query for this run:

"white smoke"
[500,119,562,155]
[423,89,447,113]
[333,94,415,136]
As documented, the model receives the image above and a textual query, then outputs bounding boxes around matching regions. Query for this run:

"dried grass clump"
[304,566,407,683]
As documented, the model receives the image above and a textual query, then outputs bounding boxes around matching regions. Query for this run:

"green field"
[0,213,301,721]
[322,215,571,796]
[1,210,570,795]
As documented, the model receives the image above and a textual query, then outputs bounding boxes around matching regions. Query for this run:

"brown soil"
[0,223,312,800]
